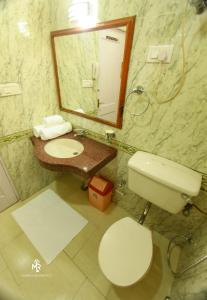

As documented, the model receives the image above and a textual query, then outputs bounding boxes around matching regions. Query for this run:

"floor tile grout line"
[64,246,109,299]
[63,233,92,260]
[85,276,108,299]
[0,232,25,287]
[62,248,94,300]
[63,249,89,277]
[0,206,27,288]
[0,230,22,253]
[0,248,9,274]
[63,248,108,299]
[71,277,88,300]
[66,244,95,298]
[1,174,176,299]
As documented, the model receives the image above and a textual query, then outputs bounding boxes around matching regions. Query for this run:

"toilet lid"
[98,217,153,287]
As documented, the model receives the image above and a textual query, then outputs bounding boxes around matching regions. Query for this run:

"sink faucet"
[73,128,87,137]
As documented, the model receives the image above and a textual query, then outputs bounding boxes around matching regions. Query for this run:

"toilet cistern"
[128,151,202,214]
[98,151,202,287]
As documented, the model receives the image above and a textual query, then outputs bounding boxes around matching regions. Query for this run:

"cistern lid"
[128,151,202,196]
[98,217,153,287]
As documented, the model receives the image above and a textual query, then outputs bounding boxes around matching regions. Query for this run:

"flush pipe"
[138,200,207,277]
[138,201,152,225]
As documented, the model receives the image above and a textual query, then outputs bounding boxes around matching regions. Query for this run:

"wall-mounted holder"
[105,130,115,141]
[115,179,126,196]
[126,86,150,116]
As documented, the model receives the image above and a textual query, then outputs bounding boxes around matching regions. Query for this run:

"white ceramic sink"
[44,138,84,159]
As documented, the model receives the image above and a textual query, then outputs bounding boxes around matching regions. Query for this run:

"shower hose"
[167,234,207,277]
[167,201,207,276]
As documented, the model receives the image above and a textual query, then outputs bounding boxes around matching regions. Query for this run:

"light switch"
[82,80,93,88]
[146,45,174,63]
[148,46,159,59]
[0,83,22,97]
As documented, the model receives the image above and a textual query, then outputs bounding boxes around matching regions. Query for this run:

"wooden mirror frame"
[51,16,136,129]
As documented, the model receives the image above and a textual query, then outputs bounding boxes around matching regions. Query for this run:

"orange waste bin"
[88,176,113,211]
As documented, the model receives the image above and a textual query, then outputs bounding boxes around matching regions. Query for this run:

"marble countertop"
[31,132,117,178]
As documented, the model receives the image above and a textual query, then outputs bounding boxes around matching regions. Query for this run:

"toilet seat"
[98,217,153,287]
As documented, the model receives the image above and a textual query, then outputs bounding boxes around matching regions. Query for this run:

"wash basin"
[44,138,84,158]
[31,132,117,177]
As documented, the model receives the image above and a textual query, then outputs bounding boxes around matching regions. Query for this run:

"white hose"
[167,234,207,277]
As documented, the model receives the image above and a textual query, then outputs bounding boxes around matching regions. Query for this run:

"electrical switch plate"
[148,46,159,59]
[82,80,93,88]
[146,45,174,63]
[0,83,22,97]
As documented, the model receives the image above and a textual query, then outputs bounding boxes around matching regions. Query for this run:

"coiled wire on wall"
[125,0,189,116]
[152,0,188,104]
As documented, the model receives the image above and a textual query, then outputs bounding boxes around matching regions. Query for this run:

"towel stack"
[33,115,72,140]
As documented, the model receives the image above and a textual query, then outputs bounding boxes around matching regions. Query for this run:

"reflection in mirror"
[55,27,126,123]
[51,16,136,128]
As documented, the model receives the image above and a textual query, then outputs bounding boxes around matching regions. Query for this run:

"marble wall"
[0,0,59,199]
[0,1,206,232]
[55,32,99,114]
[171,219,207,299]
[0,0,206,297]
[51,2,207,297]
[51,0,207,238]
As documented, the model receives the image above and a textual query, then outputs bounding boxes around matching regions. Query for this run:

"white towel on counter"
[40,122,72,140]
[33,125,45,138]
[43,115,64,127]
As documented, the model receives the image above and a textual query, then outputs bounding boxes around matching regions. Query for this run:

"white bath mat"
[12,189,88,264]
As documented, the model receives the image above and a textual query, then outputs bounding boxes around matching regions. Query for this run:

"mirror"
[51,16,136,129]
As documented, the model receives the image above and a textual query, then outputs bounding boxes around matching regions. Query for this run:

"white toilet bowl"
[98,217,153,287]
[98,152,202,287]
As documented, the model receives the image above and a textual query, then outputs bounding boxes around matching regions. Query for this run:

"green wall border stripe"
[0,128,138,155]
[85,129,138,155]
[0,128,206,192]
[0,130,32,146]
[83,129,207,192]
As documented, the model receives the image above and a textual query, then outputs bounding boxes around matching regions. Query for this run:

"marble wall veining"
[51,2,207,297]
[0,0,59,199]
[55,32,99,114]
[51,0,207,238]
[171,219,207,299]
[0,0,206,297]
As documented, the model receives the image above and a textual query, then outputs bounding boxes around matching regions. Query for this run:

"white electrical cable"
[125,0,189,119]
[154,1,189,104]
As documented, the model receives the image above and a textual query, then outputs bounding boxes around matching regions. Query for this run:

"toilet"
[98,151,202,287]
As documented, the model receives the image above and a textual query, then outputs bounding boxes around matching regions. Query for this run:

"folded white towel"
[43,115,64,127]
[33,125,45,138]
[40,122,72,141]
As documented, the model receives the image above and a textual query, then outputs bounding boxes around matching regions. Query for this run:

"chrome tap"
[73,128,87,137]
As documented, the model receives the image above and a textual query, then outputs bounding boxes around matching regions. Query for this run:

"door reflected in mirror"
[51,16,136,128]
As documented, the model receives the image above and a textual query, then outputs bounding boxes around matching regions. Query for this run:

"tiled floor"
[0,174,178,300]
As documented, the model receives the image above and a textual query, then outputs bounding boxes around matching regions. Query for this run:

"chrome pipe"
[167,234,207,277]
[138,201,152,225]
